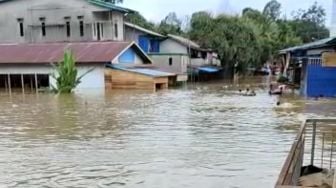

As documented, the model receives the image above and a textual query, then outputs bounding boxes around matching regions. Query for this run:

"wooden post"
[21,74,25,94]
[4,75,7,92]
[7,74,11,94]
[30,75,33,92]
[284,52,291,76]
[34,73,38,93]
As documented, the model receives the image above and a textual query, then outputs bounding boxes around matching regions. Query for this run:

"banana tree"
[51,51,94,94]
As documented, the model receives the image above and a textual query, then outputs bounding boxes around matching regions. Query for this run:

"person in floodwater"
[245,88,250,95]
[250,90,256,96]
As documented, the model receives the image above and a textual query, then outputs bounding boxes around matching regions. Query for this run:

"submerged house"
[0,0,172,92]
[0,0,131,43]
[125,22,188,84]
[0,41,169,92]
[125,23,222,83]
[280,37,336,97]
[161,34,222,81]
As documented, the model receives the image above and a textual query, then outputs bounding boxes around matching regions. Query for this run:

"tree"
[52,51,93,94]
[157,12,182,35]
[290,2,329,42]
[262,0,281,21]
[125,12,156,31]
[189,11,215,47]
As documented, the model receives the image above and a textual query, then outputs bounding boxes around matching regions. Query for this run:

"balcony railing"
[275,119,336,188]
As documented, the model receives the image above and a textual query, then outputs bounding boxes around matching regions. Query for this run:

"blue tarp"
[198,66,221,73]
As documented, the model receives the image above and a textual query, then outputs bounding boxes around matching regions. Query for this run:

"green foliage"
[277,75,289,83]
[157,12,183,35]
[290,2,329,43]
[52,51,93,94]
[122,0,328,77]
[187,0,329,75]
[125,12,156,31]
[262,0,281,21]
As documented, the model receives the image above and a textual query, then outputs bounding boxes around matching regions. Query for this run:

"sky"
[122,0,332,26]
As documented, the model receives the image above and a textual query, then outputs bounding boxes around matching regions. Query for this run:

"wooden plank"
[34,73,38,93]
[7,74,11,94]
[21,74,25,94]
[276,120,307,186]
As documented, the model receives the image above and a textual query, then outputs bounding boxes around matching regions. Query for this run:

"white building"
[0,0,131,43]
[0,41,153,92]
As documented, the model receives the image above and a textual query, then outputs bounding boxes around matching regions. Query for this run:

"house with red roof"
[0,0,174,92]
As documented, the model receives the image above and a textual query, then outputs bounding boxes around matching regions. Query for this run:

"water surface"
[0,77,334,188]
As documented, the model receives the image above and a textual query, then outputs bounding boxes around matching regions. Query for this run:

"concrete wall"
[160,39,188,54]
[149,54,189,74]
[0,63,105,90]
[125,26,142,43]
[0,0,125,43]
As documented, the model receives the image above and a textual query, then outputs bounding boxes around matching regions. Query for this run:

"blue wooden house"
[280,37,336,97]
[124,22,166,53]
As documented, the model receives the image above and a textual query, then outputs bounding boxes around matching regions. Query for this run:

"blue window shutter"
[139,36,149,53]
[150,40,160,53]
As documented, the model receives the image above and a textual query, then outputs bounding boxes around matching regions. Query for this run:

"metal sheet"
[0,42,132,64]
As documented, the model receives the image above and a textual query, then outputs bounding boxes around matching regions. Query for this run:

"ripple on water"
[0,80,329,188]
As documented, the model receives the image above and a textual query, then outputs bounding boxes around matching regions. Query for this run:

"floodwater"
[0,77,335,188]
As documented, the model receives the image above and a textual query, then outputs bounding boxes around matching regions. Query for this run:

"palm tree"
[51,51,93,94]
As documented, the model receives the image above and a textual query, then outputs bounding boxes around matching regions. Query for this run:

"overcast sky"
[122,0,332,26]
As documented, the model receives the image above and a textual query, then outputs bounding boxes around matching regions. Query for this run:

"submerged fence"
[275,119,336,188]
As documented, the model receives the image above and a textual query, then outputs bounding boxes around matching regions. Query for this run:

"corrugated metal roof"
[280,37,336,54]
[108,64,175,77]
[125,22,165,38]
[0,41,134,64]
[88,0,134,13]
[168,34,201,50]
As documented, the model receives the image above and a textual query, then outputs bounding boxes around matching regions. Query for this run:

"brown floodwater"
[0,77,335,188]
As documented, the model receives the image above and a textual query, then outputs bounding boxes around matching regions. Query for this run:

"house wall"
[0,0,125,43]
[125,26,161,53]
[160,39,188,54]
[113,48,145,64]
[149,54,189,74]
[307,48,335,56]
[125,26,141,43]
[305,60,336,97]
[105,69,168,90]
[0,63,105,90]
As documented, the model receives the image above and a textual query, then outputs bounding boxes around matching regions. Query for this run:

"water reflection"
[0,78,334,188]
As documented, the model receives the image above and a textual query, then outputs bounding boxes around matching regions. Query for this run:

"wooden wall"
[105,69,168,91]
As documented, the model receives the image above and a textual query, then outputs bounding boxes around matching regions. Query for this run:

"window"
[114,23,118,38]
[79,20,84,37]
[40,17,46,37]
[78,16,84,37]
[169,57,173,66]
[96,23,101,41]
[64,17,71,37]
[66,21,71,37]
[17,18,24,37]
